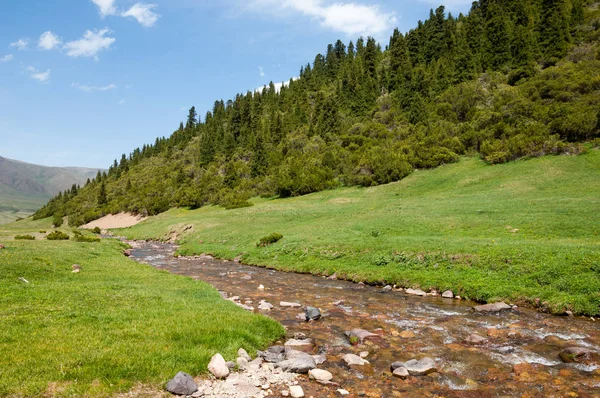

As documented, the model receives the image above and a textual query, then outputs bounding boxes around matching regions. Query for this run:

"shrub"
[92,227,102,234]
[15,235,35,241]
[73,235,101,243]
[47,231,69,241]
[39,230,47,234]
[257,233,283,247]
[52,215,64,228]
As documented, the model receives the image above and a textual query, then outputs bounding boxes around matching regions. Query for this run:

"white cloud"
[122,3,160,27]
[27,66,51,83]
[0,54,13,63]
[250,0,397,37]
[10,39,28,50]
[72,82,118,92]
[258,66,265,77]
[256,76,299,93]
[64,29,115,59]
[38,31,62,50]
[91,0,117,16]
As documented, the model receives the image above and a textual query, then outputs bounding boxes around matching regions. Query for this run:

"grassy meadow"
[119,151,600,316]
[0,219,284,397]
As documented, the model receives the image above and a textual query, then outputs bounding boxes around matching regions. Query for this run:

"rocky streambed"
[128,241,600,397]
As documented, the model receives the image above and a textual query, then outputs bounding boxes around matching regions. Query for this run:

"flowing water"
[129,241,600,397]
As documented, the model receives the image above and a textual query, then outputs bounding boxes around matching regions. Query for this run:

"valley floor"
[118,151,600,317]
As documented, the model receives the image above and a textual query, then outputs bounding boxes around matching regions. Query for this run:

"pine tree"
[186,106,197,129]
[540,0,571,61]
[98,182,107,205]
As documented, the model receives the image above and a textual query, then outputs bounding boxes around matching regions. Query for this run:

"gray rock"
[236,357,249,370]
[305,306,322,321]
[442,290,454,298]
[258,300,274,311]
[342,353,369,366]
[258,346,286,363]
[392,367,409,379]
[296,313,307,321]
[285,338,314,348]
[276,351,316,373]
[465,334,488,345]
[166,371,198,395]
[309,368,333,383]
[382,285,393,292]
[392,358,437,376]
[238,348,252,361]
[312,354,327,365]
[474,302,512,313]
[559,347,600,365]
[208,353,229,379]
[226,361,236,370]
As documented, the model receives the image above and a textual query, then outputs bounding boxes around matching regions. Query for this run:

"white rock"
[442,290,454,298]
[289,385,304,397]
[280,301,302,308]
[208,353,230,379]
[359,351,369,358]
[392,366,409,379]
[238,348,252,361]
[405,288,427,296]
[342,353,369,366]
[337,389,350,396]
[258,300,274,311]
[309,369,333,383]
[258,284,265,291]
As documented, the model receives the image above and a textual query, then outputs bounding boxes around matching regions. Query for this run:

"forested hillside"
[35,0,600,226]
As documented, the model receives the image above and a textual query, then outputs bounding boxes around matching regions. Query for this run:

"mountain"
[35,0,600,226]
[0,156,102,224]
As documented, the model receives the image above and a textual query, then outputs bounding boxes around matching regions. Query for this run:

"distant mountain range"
[0,156,102,224]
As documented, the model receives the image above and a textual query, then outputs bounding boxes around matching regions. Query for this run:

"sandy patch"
[82,213,147,230]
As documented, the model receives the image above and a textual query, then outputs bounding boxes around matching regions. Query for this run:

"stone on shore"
[474,302,512,313]
[280,301,302,308]
[285,338,315,348]
[405,288,427,296]
[392,367,409,379]
[276,351,317,373]
[258,300,274,311]
[289,385,304,398]
[442,290,454,298]
[259,346,286,363]
[309,368,333,383]
[208,353,229,379]
[345,329,380,343]
[166,371,198,395]
[238,348,252,361]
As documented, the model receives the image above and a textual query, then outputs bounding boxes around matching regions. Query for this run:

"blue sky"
[0,0,472,168]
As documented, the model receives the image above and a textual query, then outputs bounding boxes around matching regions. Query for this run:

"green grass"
[0,219,284,397]
[0,193,48,225]
[118,151,600,316]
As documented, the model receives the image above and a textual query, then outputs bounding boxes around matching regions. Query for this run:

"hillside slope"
[120,150,600,316]
[0,156,101,224]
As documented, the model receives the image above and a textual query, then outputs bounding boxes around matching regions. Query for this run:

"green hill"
[119,150,600,316]
[0,156,101,224]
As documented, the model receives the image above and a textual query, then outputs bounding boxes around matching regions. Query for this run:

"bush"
[257,233,283,247]
[52,215,64,228]
[73,235,101,243]
[47,231,70,241]
[92,227,102,234]
[15,235,35,241]
[39,230,47,234]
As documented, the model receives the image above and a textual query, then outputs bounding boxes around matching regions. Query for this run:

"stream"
[129,241,600,397]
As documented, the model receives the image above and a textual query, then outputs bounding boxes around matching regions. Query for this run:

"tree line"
[34,0,600,226]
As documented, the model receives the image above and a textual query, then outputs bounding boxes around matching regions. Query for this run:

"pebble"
[342,353,369,366]
[337,389,350,396]
[258,284,265,291]
[281,301,302,308]
[392,367,409,379]
[309,368,333,383]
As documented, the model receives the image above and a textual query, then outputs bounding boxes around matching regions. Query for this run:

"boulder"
[474,302,512,313]
[166,371,198,395]
[238,348,252,361]
[405,288,427,297]
[276,352,316,373]
[258,346,286,363]
[342,353,369,366]
[345,329,380,343]
[305,306,322,321]
[442,290,454,298]
[280,301,302,308]
[289,385,305,398]
[309,368,333,383]
[465,334,488,345]
[382,285,392,292]
[391,358,437,376]
[392,367,409,379]
[123,249,132,257]
[559,347,600,365]
[208,353,229,379]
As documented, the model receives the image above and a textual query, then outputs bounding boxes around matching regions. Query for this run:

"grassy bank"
[0,219,283,397]
[119,151,600,316]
